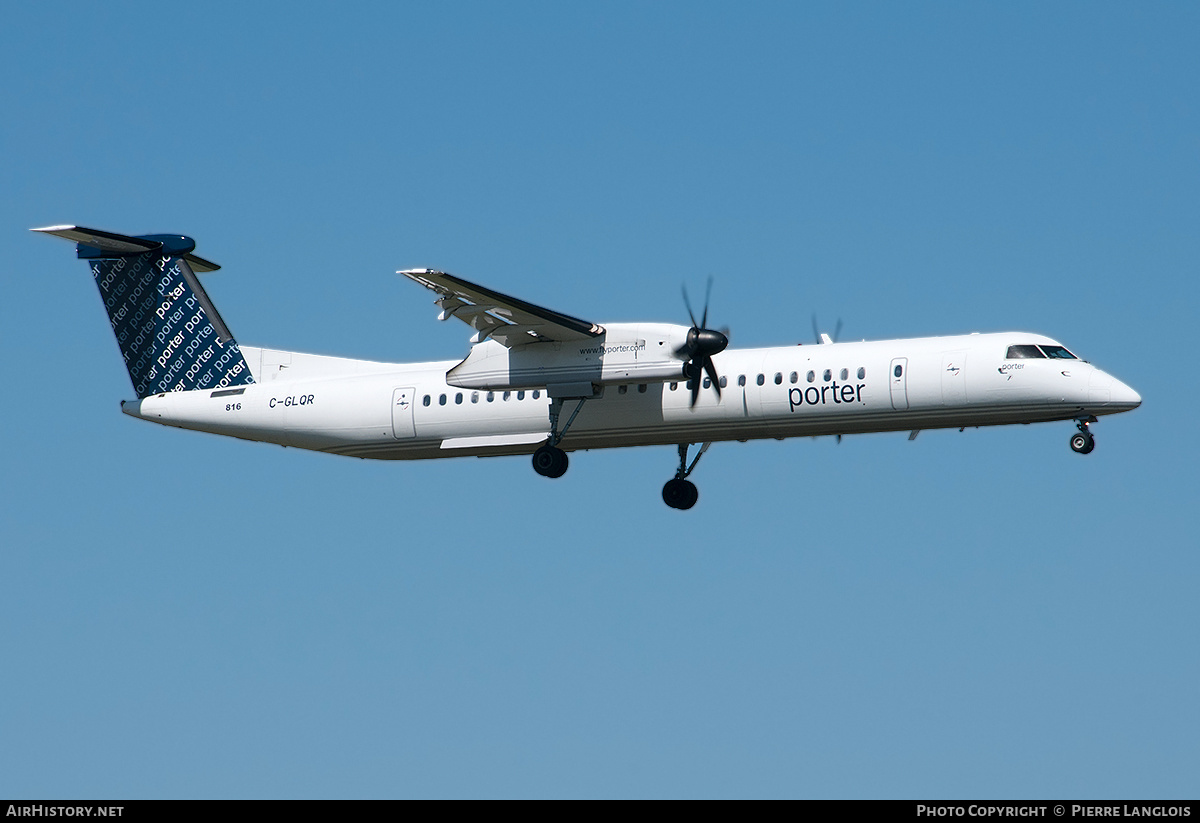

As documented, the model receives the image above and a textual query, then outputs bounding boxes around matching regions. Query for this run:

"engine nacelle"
[446,323,690,391]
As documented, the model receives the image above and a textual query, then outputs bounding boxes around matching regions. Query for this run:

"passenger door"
[391,387,416,438]
[890,358,909,410]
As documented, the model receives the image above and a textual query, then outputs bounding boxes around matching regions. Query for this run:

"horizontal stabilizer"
[33,225,221,272]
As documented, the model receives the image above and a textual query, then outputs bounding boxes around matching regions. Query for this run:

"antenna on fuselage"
[810,314,845,443]
[811,315,843,345]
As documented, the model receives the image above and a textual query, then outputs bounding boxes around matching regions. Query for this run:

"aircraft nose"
[1086,368,1141,411]
[1110,378,1142,410]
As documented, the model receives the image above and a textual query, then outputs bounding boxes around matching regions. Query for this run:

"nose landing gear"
[1070,417,1097,454]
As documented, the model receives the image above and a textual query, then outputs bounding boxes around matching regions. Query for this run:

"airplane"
[35,225,1142,510]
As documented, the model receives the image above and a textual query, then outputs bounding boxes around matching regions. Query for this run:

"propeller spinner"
[675,278,729,408]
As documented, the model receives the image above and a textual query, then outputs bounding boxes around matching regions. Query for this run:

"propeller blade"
[812,315,844,344]
[701,276,713,329]
[682,284,698,329]
[702,357,722,399]
[689,375,702,408]
[674,327,695,360]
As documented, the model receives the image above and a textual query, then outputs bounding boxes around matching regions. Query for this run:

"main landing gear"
[532,395,589,478]
[663,442,711,510]
[1070,417,1097,454]
[532,444,568,478]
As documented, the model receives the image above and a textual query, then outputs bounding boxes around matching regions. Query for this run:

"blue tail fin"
[35,226,255,398]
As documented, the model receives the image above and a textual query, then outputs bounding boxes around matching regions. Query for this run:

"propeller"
[811,315,843,345]
[811,314,843,442]
[674,277,729,408]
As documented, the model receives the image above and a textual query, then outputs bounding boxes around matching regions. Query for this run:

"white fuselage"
[121,330,1141,460]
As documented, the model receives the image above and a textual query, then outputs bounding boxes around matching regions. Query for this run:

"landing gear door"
[391,387,416,438]
[890,358,909,410]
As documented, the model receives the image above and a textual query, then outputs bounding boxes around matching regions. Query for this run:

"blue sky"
[2,2,1197,799]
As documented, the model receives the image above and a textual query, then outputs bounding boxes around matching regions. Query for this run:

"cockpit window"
[1039,345,1077,360]
[1006,345,1046,359]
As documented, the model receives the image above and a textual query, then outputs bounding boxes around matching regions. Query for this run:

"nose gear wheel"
[1070,417,1096,454]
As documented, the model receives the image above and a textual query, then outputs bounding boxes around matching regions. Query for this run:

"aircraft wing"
[400,269,604,347]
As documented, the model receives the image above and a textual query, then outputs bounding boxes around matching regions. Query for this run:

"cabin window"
[532,390,540,399]
[471,392,479,404]
[719,376,727,389]
[1006,345,1046,359]
[517,390,525,400]
[439,394,447,406]
[703,377,711,389]
[455,393,463,405]
[738,375,747,387]
[423,395,431,407]
[806,371,815,383]
[503,391,511,401]
[756,374,765,386]
[840,368,848,380]
[894,364,903,378]
[790,372,798,384]
[857,367,865,379]
[774,372,783,385]
[670,382,678,391]
[638,384,647,393]
[487,392,495,402]
[686,379,696,392]
[1040,345,1077,360]
[823,369,831,382]
[618,385,628,394]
